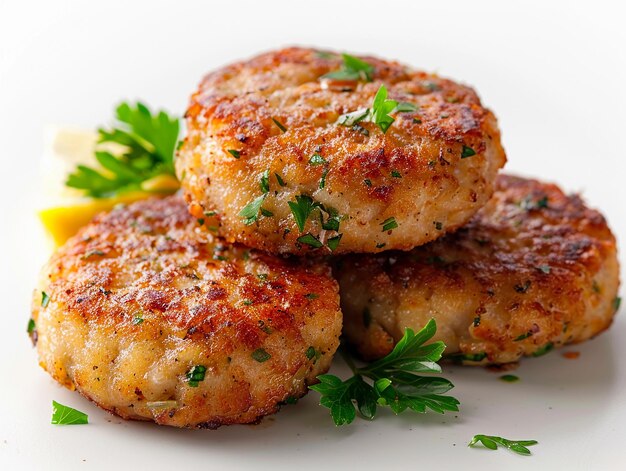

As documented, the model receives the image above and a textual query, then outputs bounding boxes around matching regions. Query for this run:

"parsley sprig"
[468,435,538,456]
[310,319,459,425]
[66,102,180,197]
[338,85,417,134]
[322,53,374,82]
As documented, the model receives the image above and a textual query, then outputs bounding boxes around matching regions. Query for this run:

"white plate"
[1,1,625,470]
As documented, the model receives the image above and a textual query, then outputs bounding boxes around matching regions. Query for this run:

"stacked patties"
[32,47,619,428]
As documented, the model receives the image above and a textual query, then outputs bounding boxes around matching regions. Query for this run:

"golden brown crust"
[32,195,342,427]
[337,175,620,364]
[177,47,506,254]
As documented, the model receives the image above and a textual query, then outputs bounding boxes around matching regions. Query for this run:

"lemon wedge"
[38,127,179,246]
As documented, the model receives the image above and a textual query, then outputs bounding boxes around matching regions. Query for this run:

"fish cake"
[177,47,506,254]
[337,175,620,364]
[31,195,342,427]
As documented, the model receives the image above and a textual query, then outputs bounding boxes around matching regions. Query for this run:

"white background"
[1,1,625,470]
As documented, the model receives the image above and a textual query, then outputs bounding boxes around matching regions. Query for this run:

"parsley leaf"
[27,318,36,336]
[338,85,416,134]
[297,233,324,248]
[461,146,476,158]
[288,195,343,250]
[41,291,50,308]
[252,348,272,363]
[468,435,538,456]
[66,102,180,197]
[239,170,271,225]
[185,365,207,387]
[239,194,267,225]
[275,172,287,187]
[322,53,374,82]
[309,154,327,165]
[319,167,329,189]
[51,400,88,425]
[532,342,554,357]
[272,118,287,133]
[327,234,343,251]
[381,217,398,232]
[310,319,459,425]
[259,169,270,193]
[288,195,317,231]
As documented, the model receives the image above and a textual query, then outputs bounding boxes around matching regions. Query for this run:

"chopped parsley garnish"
[271,118,287,133]
[364,179,372,187]
[41,291,50,308]
[239,195,266,225]
[186,365,207,387]
[259,169,270,193]
[66,102,180,198]
[375,243,386,249]
[327,234,343,251]
[27,318,36,335]
[319,167,329,189]
[614,297,622,312]
[322,53,374,82]
[51,401,88,425]
[275,172,287,187]
[288,195,316,231]
[239,170,272,225]
[500,375,520,383]
[338,85,416,134]
[309,154,327,165]
[381,217,398,232]
[305,293,319,300]
[468,435,538,456]
[297,233,323,248]
[306,346,319,360]
[243,299,254,306]
[252,348,271,363]
[461,146,476,158]
[391,170,402,178]
[227,149,240,159]
[310,319,459,426]
[321,215,340,231]
[288,195,342,250]
[538,265,551,274]
[514,331,533,341]
[132,314,144,325]
[433,221,443,231]
[532,342,554,357]
[260,208,273,217]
